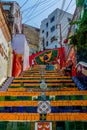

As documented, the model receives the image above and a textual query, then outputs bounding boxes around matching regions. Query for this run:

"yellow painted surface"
[0,113,86,121]
[0,100,86,106]
[0,90,87,96]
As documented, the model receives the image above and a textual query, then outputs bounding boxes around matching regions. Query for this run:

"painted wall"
[12,34,29,72]
[29,48,65,69]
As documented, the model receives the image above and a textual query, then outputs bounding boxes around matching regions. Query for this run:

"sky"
[2,0,76,28]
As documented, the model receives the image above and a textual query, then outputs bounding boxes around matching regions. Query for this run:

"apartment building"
[40,8,72,50]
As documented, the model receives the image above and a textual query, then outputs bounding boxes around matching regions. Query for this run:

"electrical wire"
[22,0,57,19]
[58,0,66,23]
[61,3,76,34]
[20,0,29,9]
[23,0,42,19]
[59,0,73,23]
[22,0,50,12]
[23,0,59,23]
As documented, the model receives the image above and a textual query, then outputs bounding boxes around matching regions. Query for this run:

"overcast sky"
[2,0,76,28]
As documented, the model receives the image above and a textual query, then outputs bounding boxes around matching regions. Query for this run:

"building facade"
[40,8,72,50]
[23,24,40,55]
[2,2,29,74]
[0,3,12,85]
[2,1,22,34]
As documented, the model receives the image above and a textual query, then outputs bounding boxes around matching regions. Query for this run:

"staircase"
[0,65,87,130]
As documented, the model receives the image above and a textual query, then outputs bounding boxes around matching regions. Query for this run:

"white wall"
[23,40,29,70]
[0,28,9,85]
[12,34,29,70]
[12,2,22,34]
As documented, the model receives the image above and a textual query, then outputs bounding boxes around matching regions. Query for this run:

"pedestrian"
[32,59,34,67]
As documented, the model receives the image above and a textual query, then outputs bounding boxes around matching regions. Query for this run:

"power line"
[23,0,59,23]
[20,0,29,9]
[22,0,50,12]
[61,3,76,34]
[58,0,67,23]
[59,0,73,23]
[22,0,57,19]
[23,0,41,19]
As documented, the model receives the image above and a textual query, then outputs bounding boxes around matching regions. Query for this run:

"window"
[55,45,57,48]
[3,5,11,11]
[67,17,71,22]
[46,41,48,46]
[42,30,44,33]
[46,32,48,37]
[51,26,55,32]
[50,36,56,42]
[50,16,55,23]
[46,22,48,27]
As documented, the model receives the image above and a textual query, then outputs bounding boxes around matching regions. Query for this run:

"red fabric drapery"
[12,51,22,77]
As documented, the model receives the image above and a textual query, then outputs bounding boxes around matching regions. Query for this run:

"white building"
[40,8,72,50]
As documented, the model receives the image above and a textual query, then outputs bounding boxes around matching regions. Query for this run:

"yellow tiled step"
[0,113,87,121]
[10,83,76,87]
[46,113,87,121]
[20,74,61,76]
[7,87,78,92]
[12,79,73,83]
[0,100,87,106]
[0,113,39,121]
[0,91,87,96]
[16,75,71,79]
[0,113,86,121]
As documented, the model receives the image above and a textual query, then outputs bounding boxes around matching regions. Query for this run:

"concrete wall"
[23,24,40,55]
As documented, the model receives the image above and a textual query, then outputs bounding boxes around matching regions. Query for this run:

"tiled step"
[15,76,71,80]
[0,100,87,106]
[0,91,87,96]
[0,113,87,121]
[12,79,73,83]
[7,87,78,92]
[9,82,76,87]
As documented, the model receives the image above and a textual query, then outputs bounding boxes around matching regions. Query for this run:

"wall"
[12,34,29,72]
[0,29,9,84]
[23,24,40,55]
[23,39,29,70]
